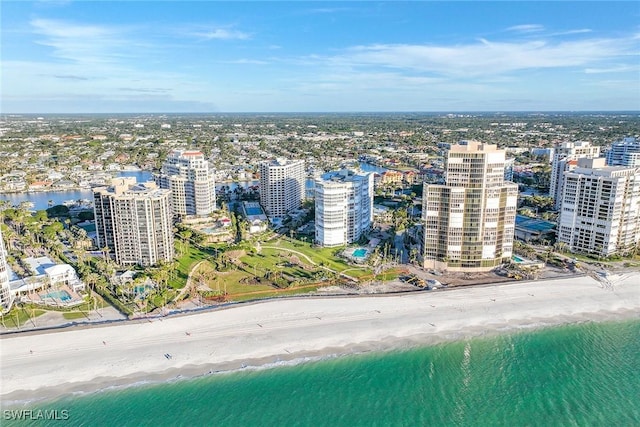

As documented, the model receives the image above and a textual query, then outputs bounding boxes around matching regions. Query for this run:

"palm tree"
[84,272,100,292]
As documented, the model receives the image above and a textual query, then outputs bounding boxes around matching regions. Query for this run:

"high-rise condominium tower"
[315,169,374,247]
[94,178,174,266]
[156,150,216,218]
[557,158,640,257]
[606,137,640,167]
[550,141,600,210]
[422,141,518,272]
[0,227,13,313]
[259,159,305,218]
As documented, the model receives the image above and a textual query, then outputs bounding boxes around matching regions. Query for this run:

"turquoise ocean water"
[7,319,640,426]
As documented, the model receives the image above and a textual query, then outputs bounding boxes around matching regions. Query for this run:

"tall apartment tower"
[156,150,216,218]
[606,137,640,167]
[550,141,600,210]
[0,227,13,313]
[422,141,518,272]
[94,178,174,266]
[259,159,305,218]
[315,169,374,247]
[557,158,640,257]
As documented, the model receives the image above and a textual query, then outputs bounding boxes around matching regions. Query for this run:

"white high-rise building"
[259,159,305,218]
[422,141,518,272]
[315,169,374,247]
[550,141,600,210]
[94,178,174,266]
[557,158,640,257]
[0,227,13,313]
[606,137,640,167]
[156,150,216,218]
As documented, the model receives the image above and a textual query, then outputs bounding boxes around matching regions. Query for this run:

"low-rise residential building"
[242,201,269,234]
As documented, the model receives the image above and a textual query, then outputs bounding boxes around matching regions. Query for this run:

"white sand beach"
[1,273,639,403]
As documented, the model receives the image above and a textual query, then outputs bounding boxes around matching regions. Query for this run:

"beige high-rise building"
[550,141,600,210]
[558,158,640,257]
[259,159,305,218]
[422,141,518,272]
[156,149,216,218]
[0,227,13,312]
[94,178,174,266]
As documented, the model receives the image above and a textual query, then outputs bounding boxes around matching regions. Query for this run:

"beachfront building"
[156,149,216,218]
[550,141,600,210]
[94,178,174,266]
[259,159,305,218]
[605,137,640,167]
[422,141,518,272]
[557,158,640,257]
[0,228,13,312]
[315,169,374,247]
[7,256,85,307]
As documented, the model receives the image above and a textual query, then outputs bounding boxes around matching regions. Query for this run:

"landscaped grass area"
[373,267,406,281]
[262,237,373,276]
[197,261,275,295]
[0,307,46,328]
[188,250,328,302]
[161,236,390,306]
[229,284,321,302]
[170,242,216,288]
[244,248,317,279]
[63,311,90,320]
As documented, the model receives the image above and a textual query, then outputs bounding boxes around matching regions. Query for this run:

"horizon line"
[3,110,639,116]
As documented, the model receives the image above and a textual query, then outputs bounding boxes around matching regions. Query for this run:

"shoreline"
[0,178,256,197]
[1,273,638,405]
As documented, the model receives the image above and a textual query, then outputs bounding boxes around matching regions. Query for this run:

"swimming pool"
[512,255,525,263]
[42,290,72,302]
[352,248,368,258]
[245,206,263,216]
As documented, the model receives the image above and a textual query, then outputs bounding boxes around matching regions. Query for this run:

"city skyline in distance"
[2,1,639,114]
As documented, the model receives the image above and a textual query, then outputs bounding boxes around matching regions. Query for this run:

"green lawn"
[63,311,90,320]
[196,256,324,299]
[1,308,46,328]
[263,238,373,275]
[373,267,405,281]
[229,284,321,302]
[342,268,375,279]
[159,236,390,305]
[243,248,317,279]
[170,242,216,288]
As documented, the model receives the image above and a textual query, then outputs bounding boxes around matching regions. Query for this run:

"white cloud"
[221,59,268,65]
[196,28,251,40]
[506,24,545,33]
[30,18,135,64]
[549,29,593,36]
[317,34,639,79]
[584,65,639,74]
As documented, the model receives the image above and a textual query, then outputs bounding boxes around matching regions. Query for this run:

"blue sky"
[2,1,639,113]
